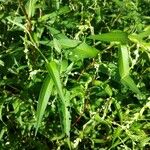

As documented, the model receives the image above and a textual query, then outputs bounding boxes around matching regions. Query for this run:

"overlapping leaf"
[58,39,99,61]
[46,60,71,137]
[35,75,54,135]
[89,31,141,94]
[118,45,141,95]
[121,75,141,95]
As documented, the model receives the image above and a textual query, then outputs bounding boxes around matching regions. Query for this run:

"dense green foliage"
[0,0,150,149]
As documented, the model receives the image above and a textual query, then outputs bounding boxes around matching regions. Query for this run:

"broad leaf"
[58,39,99,61]
[138,27,150,39]
[47,27,68,39]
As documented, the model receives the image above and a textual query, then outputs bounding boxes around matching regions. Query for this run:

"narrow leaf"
[121,75,141,95]
[53,38,62,53]
[118,45,141,94]
[46,61,71,137]
[46,61,64,100]
[26,0,37,18]
[7,18,29,33]
[35,75,54,135]
[88,31,129,44]
[39,6,70,22]
[118,45,130,77]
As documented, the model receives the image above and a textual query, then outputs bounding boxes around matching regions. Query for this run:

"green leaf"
[104,84,112,97]
[35,75,54,135]
[118,45,130,77]
[58,39,99,61]
[121,75,141,95]
[112,127,122,144]
[0,100,4,121]
[88,31,129,44]
[0,60,4,66]
[46,61,64,100]
[138,27,150,39]
[59,39,81,48]
[46,61,71,137]
[118,45,141,94]
[7,18,28,33]
[26,0,37,18]
[39,6,70,22]
[60,59,68,73]
[0,127,6,140]
[47,27,68,39]
[53,38,62,53]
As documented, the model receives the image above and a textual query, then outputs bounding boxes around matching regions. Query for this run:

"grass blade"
[46,60,71,137]
[35,75,54,135]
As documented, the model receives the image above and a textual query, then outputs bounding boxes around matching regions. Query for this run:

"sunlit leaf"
[58,39,99,60]
[118,45,130,77]
[26,0,37,18]
[0,60,4,66]
[53,38,62,53]
[88,31,129,44]
[118,45,141,94]
[138,27,150,39]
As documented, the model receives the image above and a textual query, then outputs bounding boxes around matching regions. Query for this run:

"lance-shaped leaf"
[118,45,130,77]
[118,45,141,95]
[58,39,99,61]
[26,0,38,18]
[39,6,70,22]
[138,27,150,39]
[46,61,71,137]
[121,75,141,95]
[88,31,129,44]
[35,75,54,135]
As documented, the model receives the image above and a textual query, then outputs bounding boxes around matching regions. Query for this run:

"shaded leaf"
[121,75,141,95]
[39,6,70,22]
[46,61,71,137]
[47,27,68,39]
[35,75,54,135]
